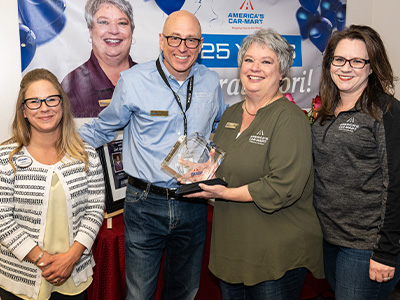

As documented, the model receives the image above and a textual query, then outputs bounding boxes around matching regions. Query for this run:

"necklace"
[244,101,257,116]
[243,90,280,116]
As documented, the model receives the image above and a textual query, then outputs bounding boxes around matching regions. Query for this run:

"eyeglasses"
[163,34,201,49]
[23,95,62,110]
[330,56,370,69]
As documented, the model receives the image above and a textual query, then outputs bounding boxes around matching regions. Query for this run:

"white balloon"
[263,0,280,5]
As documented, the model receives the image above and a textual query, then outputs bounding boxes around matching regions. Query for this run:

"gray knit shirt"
[312,93,400,267]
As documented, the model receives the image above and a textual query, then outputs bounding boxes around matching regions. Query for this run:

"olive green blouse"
[210,97,324,285]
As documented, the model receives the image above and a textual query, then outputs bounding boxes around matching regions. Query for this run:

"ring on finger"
[383,277,391,281]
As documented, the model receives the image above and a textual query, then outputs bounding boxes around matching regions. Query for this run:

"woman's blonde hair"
[3,68,89,171]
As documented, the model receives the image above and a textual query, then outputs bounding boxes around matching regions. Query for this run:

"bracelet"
[34,251,44,265]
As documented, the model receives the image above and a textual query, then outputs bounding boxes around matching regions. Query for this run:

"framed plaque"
[97,137,127,213]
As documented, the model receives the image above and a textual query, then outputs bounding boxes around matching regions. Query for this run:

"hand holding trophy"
[161,133,227,195]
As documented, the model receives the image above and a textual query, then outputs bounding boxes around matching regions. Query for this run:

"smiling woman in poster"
[186,28,324,300]
[312,25,400,300]
[61,0,136,118]
[0,69,105,300]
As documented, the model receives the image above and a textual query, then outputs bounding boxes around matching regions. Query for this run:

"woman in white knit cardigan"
[0,68,105,300]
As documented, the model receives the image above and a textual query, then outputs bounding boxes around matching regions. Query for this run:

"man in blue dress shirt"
[79,10,226,300]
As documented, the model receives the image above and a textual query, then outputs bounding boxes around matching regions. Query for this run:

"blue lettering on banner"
[227,13,265,25]
[197,34,302,68]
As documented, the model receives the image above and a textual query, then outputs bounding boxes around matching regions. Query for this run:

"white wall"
[0,1,399,142]
[0,2,21,142]
[347,0,400,97]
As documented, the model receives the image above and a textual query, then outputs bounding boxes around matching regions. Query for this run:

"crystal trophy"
[161,133,227,195]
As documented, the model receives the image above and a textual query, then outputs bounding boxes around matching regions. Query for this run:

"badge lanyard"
[156,58,193,137]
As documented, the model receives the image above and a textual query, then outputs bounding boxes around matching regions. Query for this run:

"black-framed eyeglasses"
[23,95,62,110]
[330,56,370,69]
[163,34,201,49]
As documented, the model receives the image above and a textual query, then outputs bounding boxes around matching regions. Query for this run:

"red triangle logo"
[240,0,254,10]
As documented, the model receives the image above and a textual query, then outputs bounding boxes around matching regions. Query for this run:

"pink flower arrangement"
[285,93,321,125]
[285,93,295,104]
[306,95,321,125]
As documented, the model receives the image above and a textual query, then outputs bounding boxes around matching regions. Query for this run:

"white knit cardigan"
[0,143,105,299]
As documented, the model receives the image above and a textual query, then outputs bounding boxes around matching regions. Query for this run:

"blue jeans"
[124,184,208,300]
[219,267,307,300]
[323,240,400,300]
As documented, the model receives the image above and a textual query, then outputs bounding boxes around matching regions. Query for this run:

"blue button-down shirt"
[79,53,226,188]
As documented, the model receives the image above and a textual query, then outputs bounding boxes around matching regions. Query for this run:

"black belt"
[128,176,179,199]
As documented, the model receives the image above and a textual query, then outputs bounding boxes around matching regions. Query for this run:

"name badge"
[98,99,111,107]
[150,110,169,117]
[15,155,33,168]
[225,122,239,129]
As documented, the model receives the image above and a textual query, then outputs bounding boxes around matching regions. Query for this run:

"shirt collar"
[88,50,135,91]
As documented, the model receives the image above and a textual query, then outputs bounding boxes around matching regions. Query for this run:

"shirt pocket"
[188,98,215,135]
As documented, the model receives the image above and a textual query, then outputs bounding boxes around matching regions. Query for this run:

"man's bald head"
[163,10,202,37]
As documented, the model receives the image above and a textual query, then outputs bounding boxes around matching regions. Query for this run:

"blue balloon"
[320,0,341,28]
[296,7,320,39]
[18,0,67,46]
[320,0,341,12]
[335,4,346,31]
[309,17,333,52]
[155,0,185,15]
[19,23,37,72]
[299,0,320,13]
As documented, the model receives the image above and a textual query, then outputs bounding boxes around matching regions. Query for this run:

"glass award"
[161,133,227,195]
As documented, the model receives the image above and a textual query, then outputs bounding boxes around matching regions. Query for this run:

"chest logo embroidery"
[249,130,269,145]
[195,92,211,98]
[338,117,360,133]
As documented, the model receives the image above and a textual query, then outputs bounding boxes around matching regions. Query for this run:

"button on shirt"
[79,53,226,188]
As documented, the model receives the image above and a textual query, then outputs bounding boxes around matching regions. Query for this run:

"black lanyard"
[156,58,193,137]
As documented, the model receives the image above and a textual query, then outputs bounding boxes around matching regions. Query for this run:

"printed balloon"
[155,0,185,15]
[335,4,346,31]
[18,0,67,46]
[320,0,341,28]
[296,7,319,39]
[299,0,321,13]
[308,17,333,52]
[19,23,37,71]
[264,0,280,5]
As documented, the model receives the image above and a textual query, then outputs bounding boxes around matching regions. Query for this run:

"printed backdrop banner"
[21,0,346,108]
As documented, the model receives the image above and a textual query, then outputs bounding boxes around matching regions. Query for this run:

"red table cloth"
[87,206,333,300]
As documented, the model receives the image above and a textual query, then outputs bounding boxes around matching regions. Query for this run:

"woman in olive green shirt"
[186,28,324,300]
